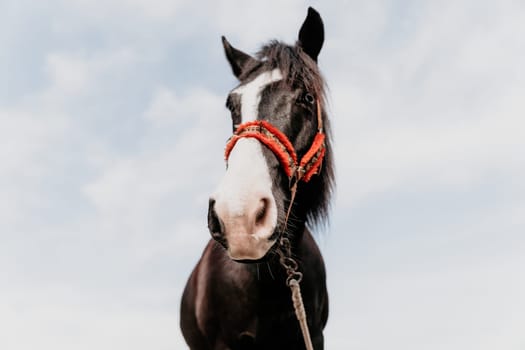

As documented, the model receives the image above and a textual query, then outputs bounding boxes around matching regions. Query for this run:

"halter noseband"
[224,100,326,184]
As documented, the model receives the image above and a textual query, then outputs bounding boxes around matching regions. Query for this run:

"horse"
[180,7,334,350]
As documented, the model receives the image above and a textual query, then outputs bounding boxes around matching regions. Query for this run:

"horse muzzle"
[207,192,278,261]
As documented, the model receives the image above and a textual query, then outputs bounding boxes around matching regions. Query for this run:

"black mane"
[242,41,335,230]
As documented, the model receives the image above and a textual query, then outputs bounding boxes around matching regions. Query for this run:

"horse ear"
[222,36,256,79]
[298,7,324,62]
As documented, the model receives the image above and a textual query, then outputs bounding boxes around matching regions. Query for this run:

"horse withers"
[181,7,334,350]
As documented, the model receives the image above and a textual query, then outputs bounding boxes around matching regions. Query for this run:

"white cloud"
[0,44,148,229]
[80,86,227,265]
[0,285,185,350]
[325,202,525,350]
[0,109,68,227]
[212,1,305,48]
[327,253,525,350]
[144,86,222,126]
[46,54,90,92]
[59,0,186,21]
[326,0,525,207]
[83,86,228,211]
[44,48,141,98]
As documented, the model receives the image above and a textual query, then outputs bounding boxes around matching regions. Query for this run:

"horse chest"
[196,257,302,341]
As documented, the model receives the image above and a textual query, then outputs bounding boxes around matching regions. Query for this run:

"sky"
[1,0,524,349]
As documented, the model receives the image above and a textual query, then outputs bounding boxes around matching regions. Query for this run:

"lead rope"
[278,237,314,350]
[276,99,323,350]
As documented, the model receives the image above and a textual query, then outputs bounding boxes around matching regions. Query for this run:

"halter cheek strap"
[224,100,326,184]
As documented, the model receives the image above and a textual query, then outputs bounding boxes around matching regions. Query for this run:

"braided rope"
[290,279,314,350]
[278,238,314,350]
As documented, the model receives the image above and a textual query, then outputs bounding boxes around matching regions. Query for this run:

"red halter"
[224,100,325,184]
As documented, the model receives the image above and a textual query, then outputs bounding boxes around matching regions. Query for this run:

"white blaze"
[212,69,283,260]
[233,68,283,123]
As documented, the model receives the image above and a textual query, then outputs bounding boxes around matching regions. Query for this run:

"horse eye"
[304,93,315,104]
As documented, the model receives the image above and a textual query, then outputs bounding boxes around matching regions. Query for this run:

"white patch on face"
[211,68,283,260]
[232,68,283,122]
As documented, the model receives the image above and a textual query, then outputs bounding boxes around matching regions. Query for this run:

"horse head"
[208,8,333,261]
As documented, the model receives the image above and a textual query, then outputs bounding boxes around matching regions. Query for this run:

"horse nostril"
[208,198,223,239]
[255,198,269,227]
